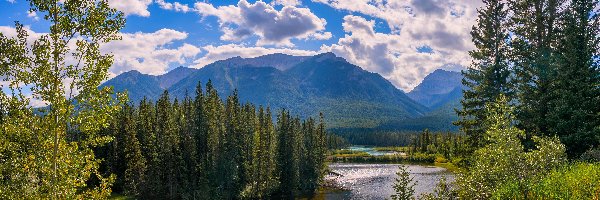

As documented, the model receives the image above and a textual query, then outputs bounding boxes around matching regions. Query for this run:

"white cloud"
[27,10,39,21]
[320,15,471,91]
[193,44,318,68]
[156,0,191,13]
[1,26,202,106]
[194,0,331,46]
[271,0,301,6]
[107,0,152,17]
[101,29,201,76]
[6,0,15,3]
[314,0,483,91]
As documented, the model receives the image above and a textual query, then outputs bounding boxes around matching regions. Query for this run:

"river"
[311,146,453,199]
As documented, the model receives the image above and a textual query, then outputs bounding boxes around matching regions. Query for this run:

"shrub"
[493,162,600,199]
[454,96,567,199]
[580,148,600,162]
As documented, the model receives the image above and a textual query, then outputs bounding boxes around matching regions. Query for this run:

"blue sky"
[0,0,484,91]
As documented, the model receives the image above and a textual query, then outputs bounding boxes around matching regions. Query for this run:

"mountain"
[101,66,198,103]
[407,69,463,109]
[157,66,198,89]
[102,70,163,103]
[393,69,465,131]
[103,53,428,129]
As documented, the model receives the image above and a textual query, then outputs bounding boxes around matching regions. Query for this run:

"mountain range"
[101,53,464,131]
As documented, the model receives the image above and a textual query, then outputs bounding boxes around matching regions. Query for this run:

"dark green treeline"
[456,0,600,157]
[96,81,327,199]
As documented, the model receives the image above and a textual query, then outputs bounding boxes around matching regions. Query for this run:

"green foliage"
[419,176,455,200]
[391,165,416,200]
[326,133,350,150]
[580,148,600,162]
[456,0,512,152]
[507,0,600,156]
[494,162,600,199]
[454,96,567,199]
[546,0,600,157]
[459,0,600,158]
[100,82,329,199]
[0,0,125,198]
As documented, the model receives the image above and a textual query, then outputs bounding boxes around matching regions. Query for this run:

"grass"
[329,147,464,172]
[372,146,410,152]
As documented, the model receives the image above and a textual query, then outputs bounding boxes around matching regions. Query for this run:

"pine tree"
[121,103,146,196]
[391,165,416,200]
[456,0,512,151]
[193,81,213,197]
[547,0,600,157]
[276,109,298,197]
[155,91,180,199]
[509,0,565,142]
[221,90,243,198]
[180,91,200,198]
[137,98,163,199]
[240,103,257,198]
[204,80,227,197]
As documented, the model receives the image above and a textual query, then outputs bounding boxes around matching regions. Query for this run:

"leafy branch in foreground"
[0,0,125,199]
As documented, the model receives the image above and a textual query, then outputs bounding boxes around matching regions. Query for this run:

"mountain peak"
[407,68,464,109]
[158,66,198,89]
[212,53,312,71]
[122,70,143,76]
[313,52,346,63]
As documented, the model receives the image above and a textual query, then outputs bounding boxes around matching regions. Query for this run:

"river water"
[313,146,452,199]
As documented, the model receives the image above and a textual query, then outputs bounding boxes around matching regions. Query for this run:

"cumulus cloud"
[411,0,447,16]
[156,0,191,13]
[194,0,331,46]
[101,29,201,76]
[1,25,199,80]
[27,10,39,21]
[193,44,318,68]
[107,0,152,17]
[271,0,301,6]
[314,0,483,91]
[320,15,471,91]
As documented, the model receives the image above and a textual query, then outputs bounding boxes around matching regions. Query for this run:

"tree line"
[407,130,467,162]
[97,81,328,199]
[455,0,600,158]
[392,0,600,198]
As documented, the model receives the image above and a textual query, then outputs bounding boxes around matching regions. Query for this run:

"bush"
[493,162,600,199]
[454,96,567,199]
[580,148,600,162]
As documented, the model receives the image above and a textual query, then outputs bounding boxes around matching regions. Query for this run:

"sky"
[0,0,485,92]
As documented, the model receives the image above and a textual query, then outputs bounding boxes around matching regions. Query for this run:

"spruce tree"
[547,0,600,157]
[456,0,512,151]
[180,92,200,198]
[121,103,146,196]
[137,97,162,199]
[155,91,179,199]
[276,109,298,197]
[509,0,564,141]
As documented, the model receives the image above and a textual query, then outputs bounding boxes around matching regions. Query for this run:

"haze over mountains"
[102,53,463,131]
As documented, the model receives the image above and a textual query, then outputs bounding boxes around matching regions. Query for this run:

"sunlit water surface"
[319,163,452,200]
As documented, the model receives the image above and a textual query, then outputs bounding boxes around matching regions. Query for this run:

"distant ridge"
[102,53,463,130]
